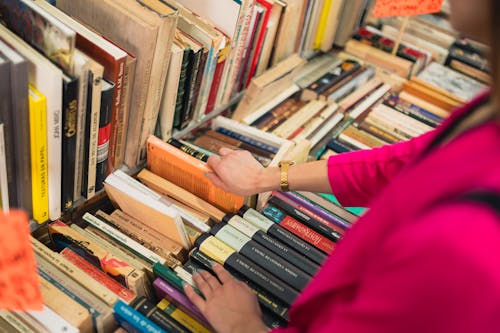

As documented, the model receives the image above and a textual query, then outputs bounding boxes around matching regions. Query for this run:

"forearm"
[255,160,331,194]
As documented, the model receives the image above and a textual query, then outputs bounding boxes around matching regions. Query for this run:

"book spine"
[153,262,187,294]
[240,207,327,265]
[189,248,290,321]
[205,50,228,114]
[31,238,118,306]
[358,120,400,144]
[226,215,318,276]
[215,127,278,154]
[167,138,209,162]
[195,234,299,306]
[83,213,166,265]
[206,130,275,159]
[385,96,442,127]
[270,193,343,241]
[113,300,164,333]
[28,88,49,223]
[262,205,335,254]
[131,297,190,333]
[35,268,106,333]
[174,47,190,129]
[28,305,79,333]
[210,223,310,291]
[73,60,89,202]
[95,81,114,192]
[61,77,78,213]
[10,57,32,213]
[326,138,356,153]
[60,247,136,304]
[48,221,139,291]
[152,277,208,325]
[0,311,36,333]
[0,60,13,210]
[190,49,208,121]
[180,48,198,129]
[295,191,358,223]
[104,210,185,262]
[107,59,125,173]
[277,191,350,230]
[156,298,211,333]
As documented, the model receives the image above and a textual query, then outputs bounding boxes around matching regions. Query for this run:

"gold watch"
[278,160,295,192]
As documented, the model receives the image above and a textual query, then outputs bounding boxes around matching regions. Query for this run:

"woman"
[184,0,500,332]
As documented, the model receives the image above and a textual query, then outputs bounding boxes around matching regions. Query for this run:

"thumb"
[205,172,228,191]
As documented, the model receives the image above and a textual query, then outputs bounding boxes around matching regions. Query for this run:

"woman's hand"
[184,263,268,333]
[206,148,280,196]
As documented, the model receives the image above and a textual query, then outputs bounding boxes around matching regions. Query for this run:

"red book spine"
[60,247,136,303]
[279,216,335,254]
[205,56,227,114]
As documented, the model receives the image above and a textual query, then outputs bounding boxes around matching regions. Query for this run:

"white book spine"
[308,113,344,147]
[83,212,166,264]
[0,124,9,210]
[348,83,391,119]
[27,305,79,333]
[86,70,102,199]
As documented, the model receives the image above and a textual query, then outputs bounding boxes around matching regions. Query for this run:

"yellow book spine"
[28,85,49,223]
[313,0,332,49]
[157,298,211,333]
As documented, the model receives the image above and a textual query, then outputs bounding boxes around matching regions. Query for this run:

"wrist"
[255,167,281,193]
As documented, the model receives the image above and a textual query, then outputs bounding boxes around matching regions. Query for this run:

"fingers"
[212,263,233,284]
[184,284,206,312]
[207,155,222,171]
[200,270,220,290]
[205,172,228,191]
[192,270,222,299]
[219,147,234,156]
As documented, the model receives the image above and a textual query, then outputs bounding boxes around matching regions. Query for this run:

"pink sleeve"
[272,203,500,333]
[327,131,434,207]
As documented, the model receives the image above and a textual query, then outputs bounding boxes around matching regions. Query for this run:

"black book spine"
[167,138,209,162]
[189,248,290,321]
[95,80,115,192]
[180,48,202,129]
[326,138,356,153]
[61,76,79,212]
[8,53,31,212]
[210,222,311,291]
[0,55,16,208]
[81,71,93,197]
[268,196,342,242]
[239,207,327,266]
[173,48,190,129]
[195,234,299,306]
[131,297,190,333]
[190,49,208,116]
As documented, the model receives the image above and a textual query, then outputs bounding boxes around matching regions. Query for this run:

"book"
[131,297,192,333]
[100,209,186,262]
[60,247,136,304]
[32,0,129,173]
[271,100,327,139]
[295,191,359,224]
[152,277,208,326]
[38,276,93,333]
[210,222,310,290]
[28,86,48,223]
[81,57,104,199]
[338,125,389,149]
[147,135,245,213]
[0,124,8,210]
[95,79,115,192]
[156,298,212,333]
[113,300,165,333]
[188,248,290,321]
[104,170,190,249]
[57,0,178,168]
[61,74,79,213]
[0,0,75,73]
[195,233,299,306]
[262,204,335,255]
[0,38,31,214]
[48,220,147,296]
[167,138,210,162]
[27,305,79,333]
[0,311,38,333]
[270,191,344,241]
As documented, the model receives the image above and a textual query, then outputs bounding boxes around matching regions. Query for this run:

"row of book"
[0,0,371,223]
[0,130,359,332]
[225,12,489,162]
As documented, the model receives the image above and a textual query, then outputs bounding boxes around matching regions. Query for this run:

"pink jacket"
[273,93,500,333]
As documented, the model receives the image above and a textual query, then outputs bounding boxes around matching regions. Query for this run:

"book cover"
[0,55,13,211]
[28,86,48,223]
[95,79,115,192]
[0,124,9,210]
[131,297,191,333]
[156,298,211,333]
[113,300,165,333]
[0,0,75,73]
[147,135,244,213]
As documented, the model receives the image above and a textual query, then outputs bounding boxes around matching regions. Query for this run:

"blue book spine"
[113,300,166,333]
[215,127,279,154]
